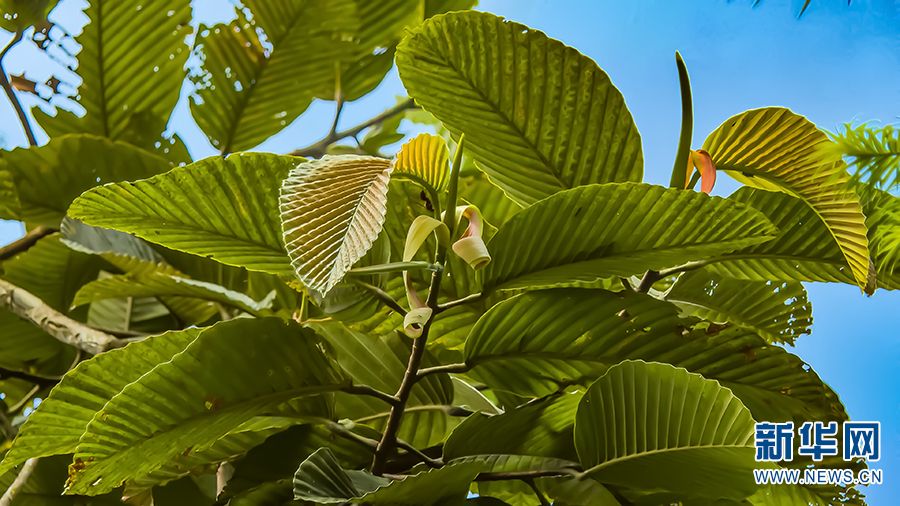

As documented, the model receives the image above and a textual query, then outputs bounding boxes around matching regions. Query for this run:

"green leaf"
[33,1,191,144]
[312,321,456,448]
[68,152,297,276]
[72,270,274,317]
[0,0,56,31]
[443,392,583,464]
[65,318,345,495]
[292,448,482,505]
[189,0,358,152]
[575,360,758,500]
[463,289,845,423]
[459,171,522,227]
[396,11,643,205]
[664,269,812,345]
[0,327,200,477]
[828,124,900,190]
[280,155,393,296]
[394,133,450,190]
[0,135,172,226]
[482,183,778,291]
[703,107,874,293]
[706,187,900,290]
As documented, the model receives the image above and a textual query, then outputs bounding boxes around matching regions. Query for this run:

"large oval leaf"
[463,289,845,423]
[664,269,812,345]
[68,152,297,275]
[280,155,392,296]
[396,11,643,205]
[0,135,173,226]
[66,318,345,495]
[190,0,357,152]
[0,327,200,477]
[707,187,900,290]
[482,183,778,291]
[33,1,191,144]
[575,360,758,500]
[703,107,874,293]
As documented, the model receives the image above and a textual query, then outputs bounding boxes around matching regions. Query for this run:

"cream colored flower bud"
[403,307,433,338]
[452,235,491,269]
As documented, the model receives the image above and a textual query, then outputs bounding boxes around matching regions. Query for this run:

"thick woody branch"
[0,279,124,355]
[0,226,56,261]
[0,458,39,506]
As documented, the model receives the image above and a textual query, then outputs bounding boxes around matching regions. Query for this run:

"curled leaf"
[402,215,448,318]
[685,149,717,194]
[450,205,491,269]
[404,307,433,338]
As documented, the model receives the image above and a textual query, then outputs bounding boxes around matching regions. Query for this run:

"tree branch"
[0,279,125,355]
[291,99,416,158]
[0,226,56,261]
[349,280,407,317]
[474,469,577,482]
[0,31,37,147]
[525,479,551,506]
[0,458,39,506]
[635,270,662,292]
[416,363,469,379]
[341,384,400,406]
[370,138,466,475]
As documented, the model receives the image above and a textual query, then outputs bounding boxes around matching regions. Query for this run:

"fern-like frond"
[828,124,900,191]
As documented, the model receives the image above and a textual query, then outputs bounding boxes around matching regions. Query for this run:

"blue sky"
[1,0,898,502]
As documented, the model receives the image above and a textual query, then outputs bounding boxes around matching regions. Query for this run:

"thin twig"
[635,270,661,292]
[436,292,483,314]
[0,31,38,147]
[342,384,400,406]
[395,439,443,469]
[474,469,577,482]
[416,363,469,379]
[0,279,124,355]
[0,226,55,261]
[525,479,551,506]
[0,458,39,506]
[350,279,407,317]
[6,384,40,415]
[291,99,416,158]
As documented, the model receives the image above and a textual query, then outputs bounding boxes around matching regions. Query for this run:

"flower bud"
[403,307,433,338]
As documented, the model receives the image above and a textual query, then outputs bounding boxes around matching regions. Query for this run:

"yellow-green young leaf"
[463,289,845,423]
[482,183,778,292]
[396,11,643,206]
[394,133,450,190]
[0,135,173,226]
[664,269,812,345]
[68,153,298,275]
[280,155,393,296]
[33,1,191,144]
[190,0,358,152]
[66,318,344,495]
[575,360,758,500]
[703,107,875,293]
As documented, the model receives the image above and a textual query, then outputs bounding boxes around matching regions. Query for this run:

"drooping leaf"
[706,187,900,290]
[575,360,759,500]
[703,107,874,293]
[72,271,274,317]
[312,321,456,448]
[65,318,345,495]
[463,289,845,423]
[189,0,358,152]
[664,269,812,344]
[394,133,450,190]
[68,152,297,275]
[85,272,181,333]
[396,11,643,205]
[482,183,778,291]
[280,155,393,296]
[292,448,482,505]
[0,327,201,477]
[33,1,191,145]
[0,135,172,226]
